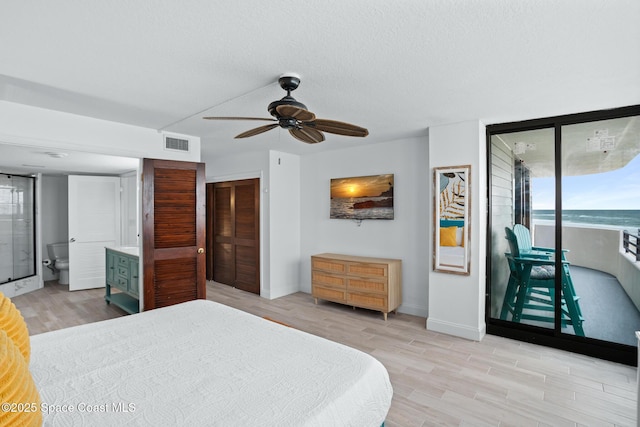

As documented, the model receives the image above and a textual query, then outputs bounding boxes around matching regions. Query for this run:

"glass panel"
[489,128,555,331]
[0,174,36,283]
[560,115,640,344]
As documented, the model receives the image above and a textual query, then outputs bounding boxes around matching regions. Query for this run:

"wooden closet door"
[142,159,206,310]
[209,179,260,294]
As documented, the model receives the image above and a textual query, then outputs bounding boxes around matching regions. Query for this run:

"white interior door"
[68,175,121,291]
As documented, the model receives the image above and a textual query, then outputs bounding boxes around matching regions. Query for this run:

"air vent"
[164,136,190,152]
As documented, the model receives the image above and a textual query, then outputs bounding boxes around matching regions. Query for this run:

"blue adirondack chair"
[501,226,584,336]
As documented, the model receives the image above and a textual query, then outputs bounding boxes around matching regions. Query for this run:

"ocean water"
[532,210,640,230]
[330,197,394,220]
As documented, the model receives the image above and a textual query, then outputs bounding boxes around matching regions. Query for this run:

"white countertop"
[106,246,139,257]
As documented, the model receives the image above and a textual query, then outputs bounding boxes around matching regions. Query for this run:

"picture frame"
[330,174,394,220]
[433,165,470,275]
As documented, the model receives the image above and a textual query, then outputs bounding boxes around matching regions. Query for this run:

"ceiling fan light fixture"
[278,117,299,129]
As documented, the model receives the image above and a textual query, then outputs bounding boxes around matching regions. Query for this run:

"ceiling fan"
[203,73,369,144]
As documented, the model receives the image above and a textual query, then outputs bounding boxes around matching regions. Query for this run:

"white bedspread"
[30,299,392,426]
[439,245,465,267]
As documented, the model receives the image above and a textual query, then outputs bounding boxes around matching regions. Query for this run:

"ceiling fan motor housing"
[267,96,308,119]
[268,73,308,119]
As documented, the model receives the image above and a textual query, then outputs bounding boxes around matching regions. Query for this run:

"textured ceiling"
[1,0,639,174]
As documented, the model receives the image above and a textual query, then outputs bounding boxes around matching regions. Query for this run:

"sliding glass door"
[560,116,640,346]
[489,127,557,332]
[487,106,640,364]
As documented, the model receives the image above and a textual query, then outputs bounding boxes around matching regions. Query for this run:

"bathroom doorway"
[40,171,139,291]
[68,175,121,291]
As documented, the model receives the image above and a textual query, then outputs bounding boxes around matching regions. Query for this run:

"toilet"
[46,242,70,285]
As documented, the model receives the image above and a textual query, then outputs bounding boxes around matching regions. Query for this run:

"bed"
[438,219,466,267]
[3,297,392,426]
[438,245,465,267]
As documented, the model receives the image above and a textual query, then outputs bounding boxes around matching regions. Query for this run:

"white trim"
[397,303,428,318]
[426,317,486,341]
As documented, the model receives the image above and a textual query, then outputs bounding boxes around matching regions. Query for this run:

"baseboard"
[426,317,486,341]
[263,284,300,300]
[398,303,428,318]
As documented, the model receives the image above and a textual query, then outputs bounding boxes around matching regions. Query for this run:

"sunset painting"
[330,174,394,220]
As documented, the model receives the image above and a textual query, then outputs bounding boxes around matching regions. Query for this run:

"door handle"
[197,248,205,254]
[69,238,76,243]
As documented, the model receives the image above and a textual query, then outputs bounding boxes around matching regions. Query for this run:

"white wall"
[427,120,487,340]
[300,137,430,317]
[535,224,622,276]
[0,101,200,162]
[619,251,640,312]
[268,151,301,299]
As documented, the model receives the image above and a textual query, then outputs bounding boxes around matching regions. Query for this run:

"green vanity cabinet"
[105,247,140,314]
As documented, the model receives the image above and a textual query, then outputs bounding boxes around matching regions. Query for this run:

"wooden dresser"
[311,253,402,320]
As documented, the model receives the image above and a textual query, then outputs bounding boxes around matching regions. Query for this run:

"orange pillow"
[0,329,42,427]
[440,226,458,247]
[0,292,30,363]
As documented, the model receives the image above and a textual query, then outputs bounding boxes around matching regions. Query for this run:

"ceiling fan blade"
[289,127,325,144]
[303,119,369,137]
[275,105,316,121]
[203,116,276,122]
[235,123,279,139]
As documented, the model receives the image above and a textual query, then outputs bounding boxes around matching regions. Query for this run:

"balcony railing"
[623,229,640,262]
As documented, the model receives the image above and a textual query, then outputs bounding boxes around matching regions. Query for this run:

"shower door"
[0,174,35,284]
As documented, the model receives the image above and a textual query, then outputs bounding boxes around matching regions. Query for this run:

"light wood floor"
[12,281,638,426]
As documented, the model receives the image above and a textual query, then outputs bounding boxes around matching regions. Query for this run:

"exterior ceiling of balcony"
[493,114,640,178]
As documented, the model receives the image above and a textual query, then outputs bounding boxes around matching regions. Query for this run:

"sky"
[532,153,640,210]
[330,174,393,198]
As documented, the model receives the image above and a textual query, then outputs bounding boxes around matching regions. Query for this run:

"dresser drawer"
[112,276,128,292]
[347,292,387,311]
[311,271,346,288]
[117,265,129,277]
[313,285,347,303]
[311,257,347,274]
[347,262,388,278]
[347,277,387,295]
